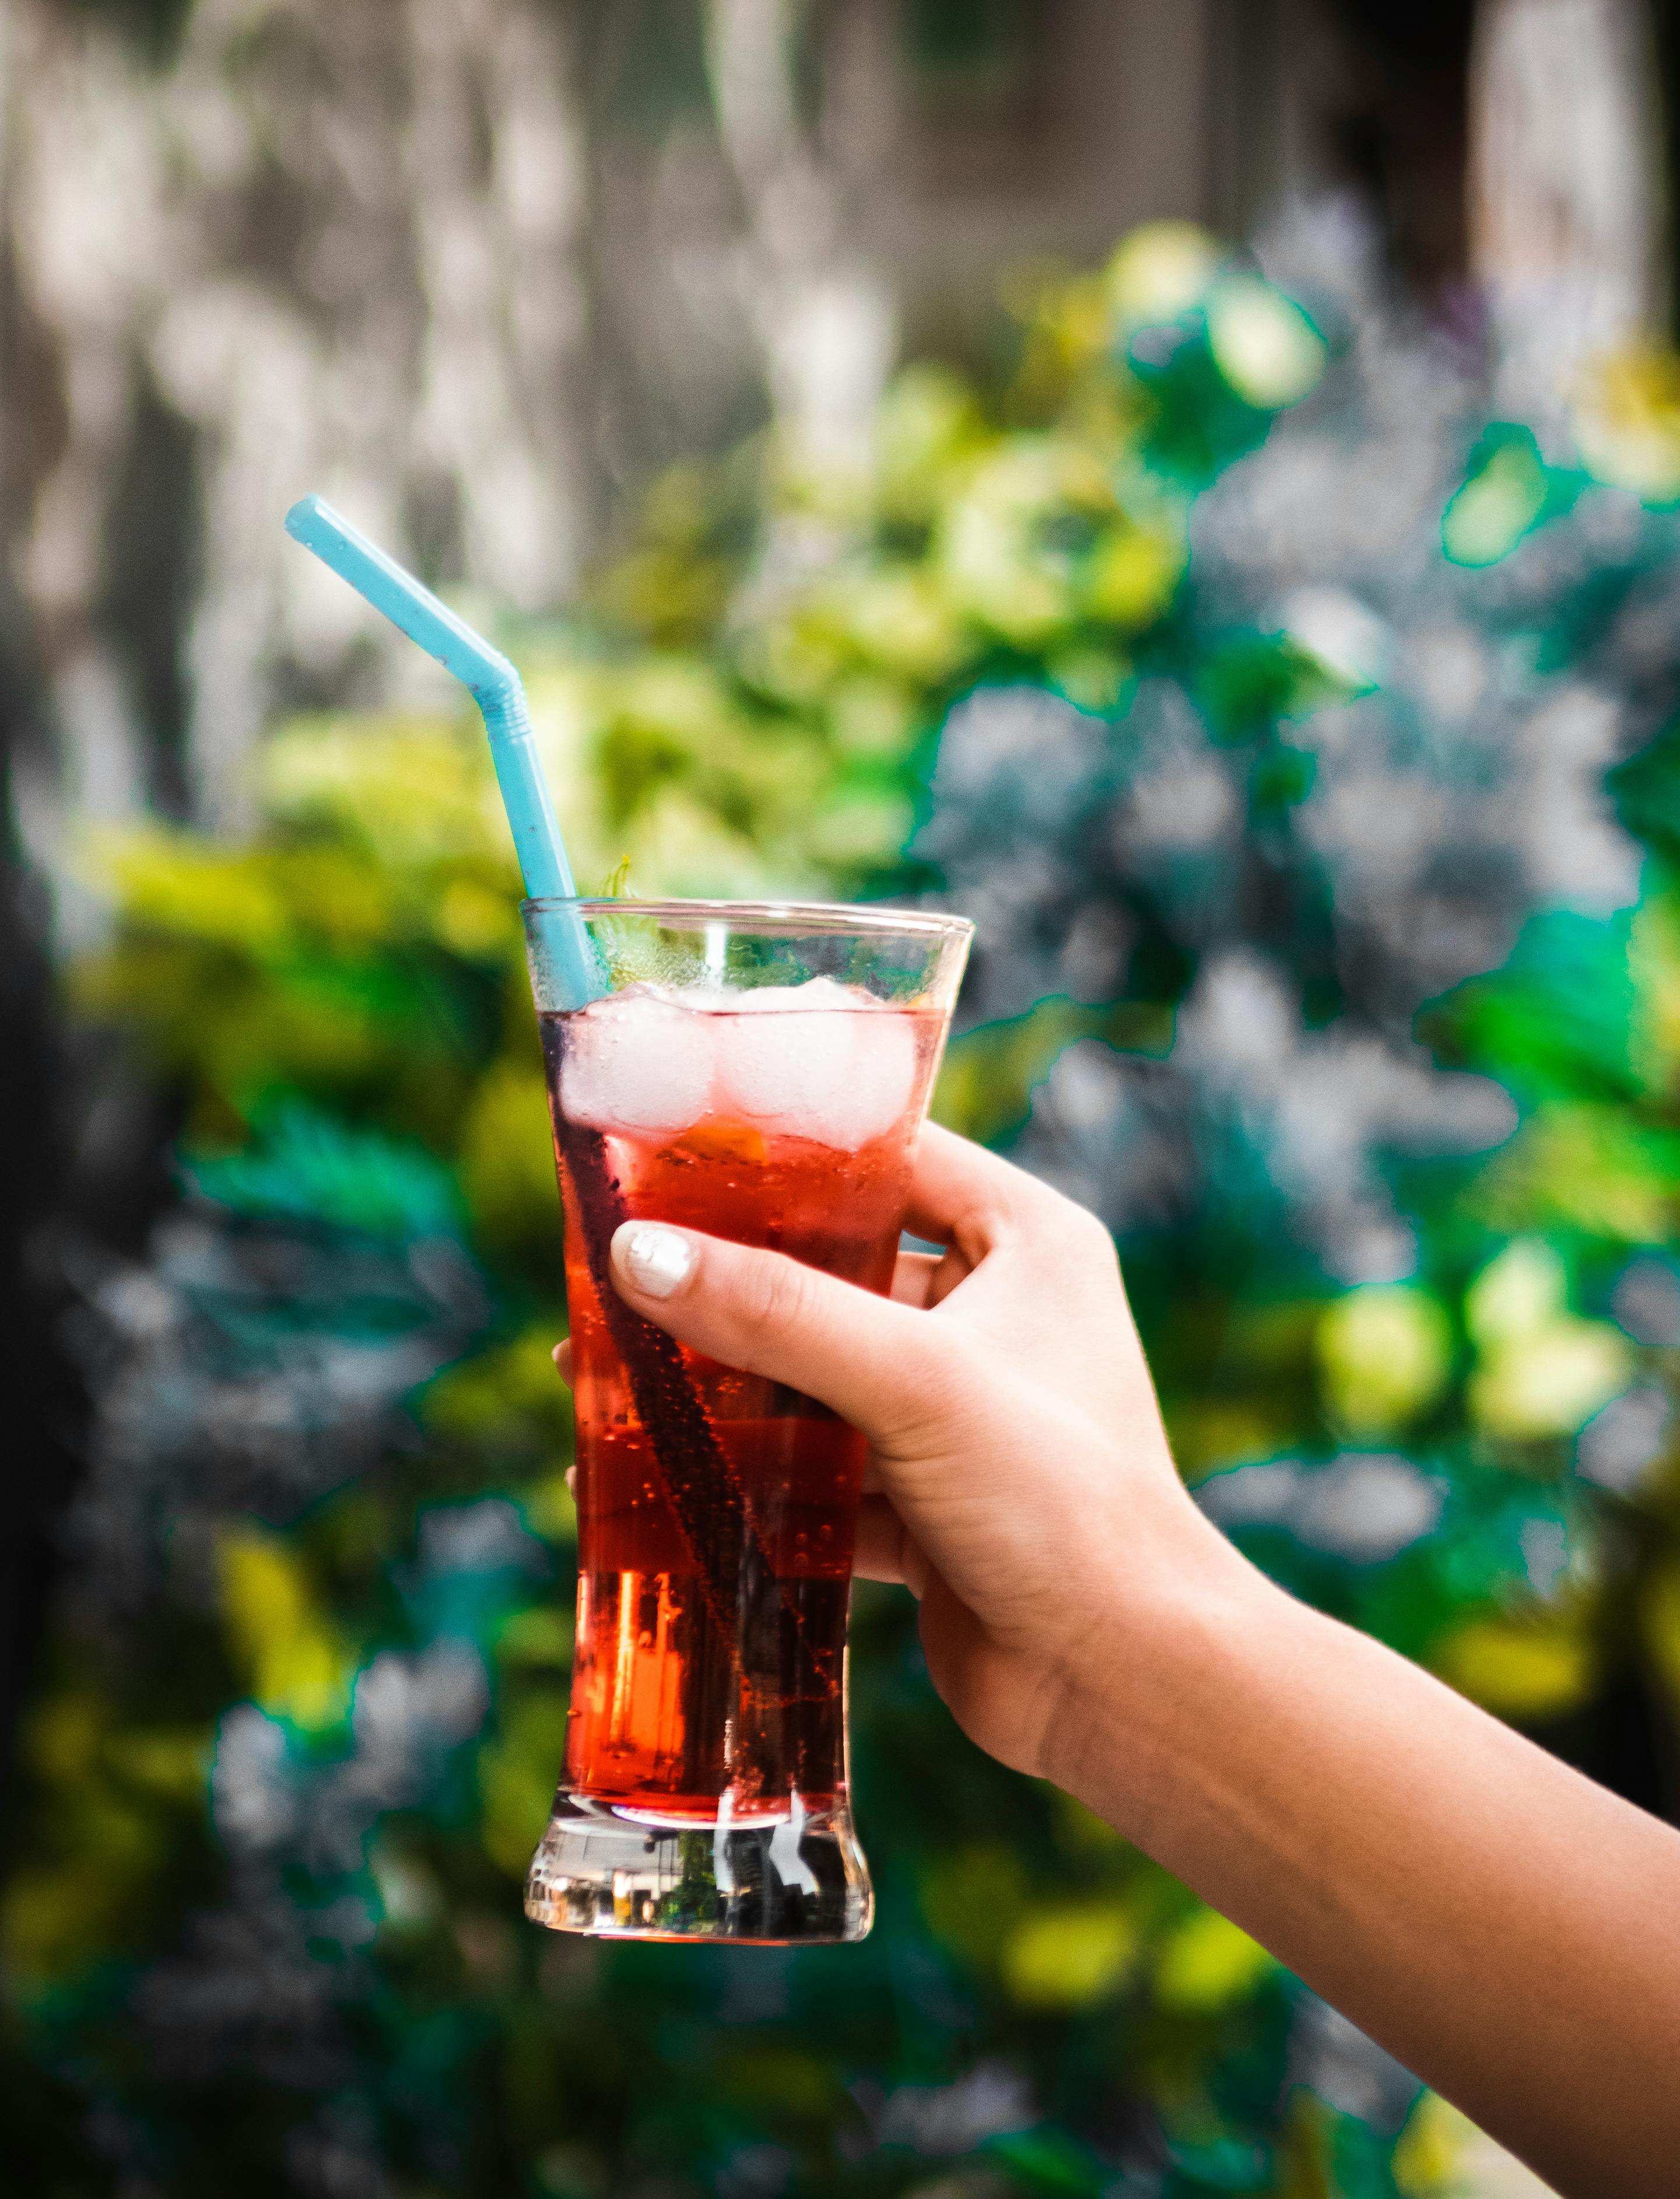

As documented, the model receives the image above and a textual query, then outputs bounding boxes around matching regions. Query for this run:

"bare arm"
[584,1124,1680,2199]
[1051,1550,1680,2198]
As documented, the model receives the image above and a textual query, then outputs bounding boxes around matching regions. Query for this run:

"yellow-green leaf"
[1001,1902,1139,2009]
[1153,1909,1275,2014]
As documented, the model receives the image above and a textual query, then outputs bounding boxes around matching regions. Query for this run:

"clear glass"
[521,898,971,1943]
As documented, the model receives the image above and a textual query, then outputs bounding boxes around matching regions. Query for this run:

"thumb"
[608,1221,944,1440]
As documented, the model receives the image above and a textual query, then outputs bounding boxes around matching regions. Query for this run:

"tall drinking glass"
[521,899,971,1944]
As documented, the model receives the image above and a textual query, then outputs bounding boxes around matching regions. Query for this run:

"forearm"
[1051,1530,1680,2198]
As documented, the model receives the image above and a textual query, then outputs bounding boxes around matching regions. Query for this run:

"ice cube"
[713,978,919,1150]
[560,989,716,1136]
[713,983,858,1130]
[724,976,860,1016]
[813,1008,919,1149]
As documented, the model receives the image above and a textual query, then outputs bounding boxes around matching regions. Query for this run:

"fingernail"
[612,1222,696,1299]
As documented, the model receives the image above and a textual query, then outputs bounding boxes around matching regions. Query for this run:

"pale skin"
[553,1124,1680,2199]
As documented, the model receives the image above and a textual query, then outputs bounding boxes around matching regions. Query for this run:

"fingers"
[608,1220,955,1439]
[853,1495,927,1596]
[899,1122,1013,1251]
[890,1249,942,1307]
[891,1243,977,1311]
[902,1121,1072,1258]
[852,1495,903,1583]
[560,1130,1081,1385]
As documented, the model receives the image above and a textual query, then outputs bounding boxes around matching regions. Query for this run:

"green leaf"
[185,1100,466,1241]
[1441,425,1558,566]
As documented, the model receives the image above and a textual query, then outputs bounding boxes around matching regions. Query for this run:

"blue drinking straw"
[283,494,599,1006]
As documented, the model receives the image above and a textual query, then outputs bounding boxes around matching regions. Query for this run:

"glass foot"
[524,1790,874,1944]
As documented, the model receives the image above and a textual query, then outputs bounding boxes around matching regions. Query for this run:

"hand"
[556,1123,1236,1781]
[553,1124,1680,2194]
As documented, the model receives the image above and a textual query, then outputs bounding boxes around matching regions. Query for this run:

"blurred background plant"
[9,3,1680,2197]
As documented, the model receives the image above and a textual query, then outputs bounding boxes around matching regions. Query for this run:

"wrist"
[1035,1501,1287,1825]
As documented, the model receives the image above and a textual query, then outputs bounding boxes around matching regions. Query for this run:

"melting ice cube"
[713,977,919,1151]
[559,989,716,1136]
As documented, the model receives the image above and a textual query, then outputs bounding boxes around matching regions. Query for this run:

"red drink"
[541,991,945,1824]
[520,900,969,1942]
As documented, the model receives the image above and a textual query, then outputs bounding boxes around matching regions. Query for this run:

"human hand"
[555,1123,1238,1783]
[550,1125,1680,2198]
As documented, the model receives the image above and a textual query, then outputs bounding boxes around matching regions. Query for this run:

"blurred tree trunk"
[1315,0,1479,298]
[1470,0,1667,418]
[703,0,895,489]
[0,587,81,1814]
[2,0,594,848]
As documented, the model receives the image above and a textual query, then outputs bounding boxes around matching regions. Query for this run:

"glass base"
[524,1790,874,1944]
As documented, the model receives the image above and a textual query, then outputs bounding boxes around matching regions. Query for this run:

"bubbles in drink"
[559,977,921,1153]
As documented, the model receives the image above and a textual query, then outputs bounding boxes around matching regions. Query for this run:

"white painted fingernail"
[613,1223,696,1299]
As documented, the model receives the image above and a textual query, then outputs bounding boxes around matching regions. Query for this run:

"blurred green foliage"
[8,223,1680,2197]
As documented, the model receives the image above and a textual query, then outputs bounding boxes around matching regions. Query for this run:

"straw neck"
[478,686,576,902]
[480,689,602,1009]
[282,494,601,1004]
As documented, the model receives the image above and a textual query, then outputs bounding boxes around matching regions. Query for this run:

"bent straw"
[283,493,599,1008]
[284,496,786,1730]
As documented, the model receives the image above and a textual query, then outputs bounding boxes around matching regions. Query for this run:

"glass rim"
[521,895,973,941]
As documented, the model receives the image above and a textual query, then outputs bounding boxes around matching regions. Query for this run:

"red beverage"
[521,900,969,1942]
[541,991,945,1824]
